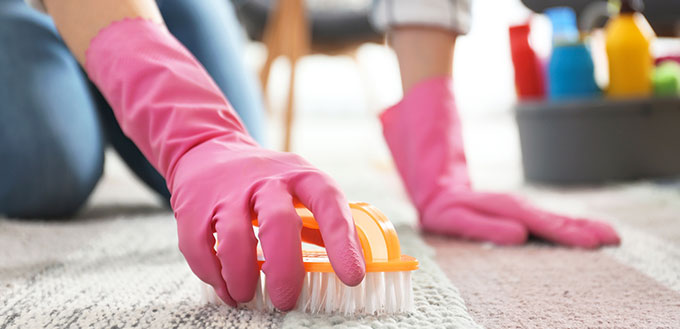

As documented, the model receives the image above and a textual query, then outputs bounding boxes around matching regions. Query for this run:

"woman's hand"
[420,190,620,247]
[76,16,365,310]
[381,77,620,248]
[171,139,366,309]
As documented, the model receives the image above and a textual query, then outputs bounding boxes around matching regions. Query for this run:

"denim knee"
[159,0,267,144]
[0,0,104,218]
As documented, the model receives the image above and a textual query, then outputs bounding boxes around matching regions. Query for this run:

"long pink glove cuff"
[380,77,470,212]
[85,18,256,186]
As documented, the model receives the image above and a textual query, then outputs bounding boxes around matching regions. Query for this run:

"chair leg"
[259,12,280,114]
[259,50,276,114]
[283,58,297,152]
[260,0,310,151]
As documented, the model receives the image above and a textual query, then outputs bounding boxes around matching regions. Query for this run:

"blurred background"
[244,0,531,117]
[229,0,680,191]
[237,0,540,195]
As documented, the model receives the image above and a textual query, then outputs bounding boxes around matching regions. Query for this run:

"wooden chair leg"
[259,13,279,115]
[259,50,276,114]
[260,0,310,151]
[283,58,297,152]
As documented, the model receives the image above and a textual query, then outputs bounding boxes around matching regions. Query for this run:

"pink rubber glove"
[380,77,620,248]
[85,19,366,310]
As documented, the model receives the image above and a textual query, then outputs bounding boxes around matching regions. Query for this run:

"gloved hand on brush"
[84,18,365,310]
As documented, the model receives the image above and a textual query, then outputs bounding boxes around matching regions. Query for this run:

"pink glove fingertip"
[578,220,621,246]
[330,243,366,287]
[292,175,366,287]
[214,218,260,303]
[214,286,237,307]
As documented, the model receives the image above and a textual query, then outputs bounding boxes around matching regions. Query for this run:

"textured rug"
[2,113,680,328]
[429,185,680,328]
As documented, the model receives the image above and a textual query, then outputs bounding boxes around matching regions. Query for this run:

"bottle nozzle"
[620,0,643,14]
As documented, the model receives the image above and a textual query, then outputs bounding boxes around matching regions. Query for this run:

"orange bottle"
[604,0,655,98]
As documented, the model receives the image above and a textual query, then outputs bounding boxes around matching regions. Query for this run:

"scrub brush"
[199,202,419,315]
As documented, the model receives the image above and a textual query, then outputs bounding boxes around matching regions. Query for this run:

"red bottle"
[509,23,546,100]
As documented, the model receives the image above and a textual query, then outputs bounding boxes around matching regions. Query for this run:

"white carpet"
[2,109,679,328]
[0,111,484,328]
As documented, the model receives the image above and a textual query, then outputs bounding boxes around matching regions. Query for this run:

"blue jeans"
[0,0,266,218]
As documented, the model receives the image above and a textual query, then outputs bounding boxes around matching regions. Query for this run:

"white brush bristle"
[198,271,414,315]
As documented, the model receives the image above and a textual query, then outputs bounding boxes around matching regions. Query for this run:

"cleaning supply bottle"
[509,23,545,100]
[652,61,680,96]
[546,7,600,100]
[604,0,655,98]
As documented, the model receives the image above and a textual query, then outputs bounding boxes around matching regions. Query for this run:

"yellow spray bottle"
[604,0,655,98]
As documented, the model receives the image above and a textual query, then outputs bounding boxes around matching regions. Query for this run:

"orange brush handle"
[252,202,418,273]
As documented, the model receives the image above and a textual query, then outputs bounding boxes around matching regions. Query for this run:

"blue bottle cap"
[545,7,579,44]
